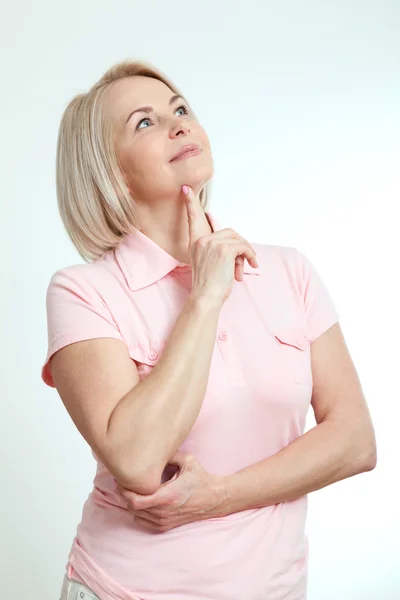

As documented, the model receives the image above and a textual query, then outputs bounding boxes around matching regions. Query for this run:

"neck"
[135,198,212,264]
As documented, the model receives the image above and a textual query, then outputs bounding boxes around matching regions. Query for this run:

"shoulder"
[46,252,119,298]
[248,242,323,306]
[252,242,339,339]
[251,241,307,276]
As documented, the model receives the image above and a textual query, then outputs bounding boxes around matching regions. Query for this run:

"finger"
[136,513,184,532]
[210,229,258,258]
[232,242,259,269]
[134,509,167,524]
[213,240,259,268]
[136,512,193,532]
[134,515,166,531]
[182,185,202,245]
[235,256,244,282]
[136,507,169,519]
[122,488,167,510]
[247,255,259,269]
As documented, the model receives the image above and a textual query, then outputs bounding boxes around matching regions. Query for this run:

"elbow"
[362,446,377,472]
[356,439,377,473]
[125,473,162,495]
[118,464,164,495]
[344,420,377,474]
[104,435,165,495]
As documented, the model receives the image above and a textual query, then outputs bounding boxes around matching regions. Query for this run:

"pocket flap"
[273,325,309,351]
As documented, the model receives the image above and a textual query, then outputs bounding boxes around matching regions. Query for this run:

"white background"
[1,1,399,598]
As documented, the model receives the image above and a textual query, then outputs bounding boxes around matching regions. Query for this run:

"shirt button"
[79,593,84,599]
[148,351,158,361]
[218,331,228,341]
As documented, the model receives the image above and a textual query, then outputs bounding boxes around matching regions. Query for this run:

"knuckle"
[242,242,252,253]
[195,236,207,249]
[159,515,169,525]
[129,498,140,510]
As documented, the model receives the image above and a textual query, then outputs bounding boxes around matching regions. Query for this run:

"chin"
[178,162,214,193]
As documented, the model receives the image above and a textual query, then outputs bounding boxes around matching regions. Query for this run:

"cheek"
[197,128,211,152]
[122,138,166,183]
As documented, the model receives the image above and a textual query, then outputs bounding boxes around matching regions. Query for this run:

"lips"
[170,144,201,162]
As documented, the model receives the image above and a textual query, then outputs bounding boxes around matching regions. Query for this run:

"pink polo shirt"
[42,211,339,600]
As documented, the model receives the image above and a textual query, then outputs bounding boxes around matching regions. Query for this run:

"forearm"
[220,419,376,515]
[108,295,221,492]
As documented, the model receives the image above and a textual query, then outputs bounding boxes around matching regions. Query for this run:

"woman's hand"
[114,451,229,532]
[182,185,259,307]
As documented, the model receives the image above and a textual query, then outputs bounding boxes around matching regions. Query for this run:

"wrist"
[187,293,223,315]
[210,475,235,518]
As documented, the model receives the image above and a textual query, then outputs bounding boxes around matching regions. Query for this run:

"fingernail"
[181,185,189,195]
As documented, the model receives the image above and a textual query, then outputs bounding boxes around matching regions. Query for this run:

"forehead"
[105,76,174,125]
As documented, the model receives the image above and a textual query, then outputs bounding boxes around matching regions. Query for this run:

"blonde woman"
[43,60,376,600]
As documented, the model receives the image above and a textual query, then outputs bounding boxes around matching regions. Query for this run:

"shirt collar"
[115,211,260,292]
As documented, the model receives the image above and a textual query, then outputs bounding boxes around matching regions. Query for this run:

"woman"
[43,60,376,600]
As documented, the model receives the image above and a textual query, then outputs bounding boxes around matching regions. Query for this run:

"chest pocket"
[272,325,313,385]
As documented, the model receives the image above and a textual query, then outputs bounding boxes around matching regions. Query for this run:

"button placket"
[216,328,246,387]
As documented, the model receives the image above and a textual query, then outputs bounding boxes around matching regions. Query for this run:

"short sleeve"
[296,249,340,343]
[42,267,125,387]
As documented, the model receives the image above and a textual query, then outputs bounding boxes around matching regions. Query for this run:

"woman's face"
[106,76,214,205]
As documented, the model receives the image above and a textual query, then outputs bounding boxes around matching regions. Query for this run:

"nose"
[169,117,191,139]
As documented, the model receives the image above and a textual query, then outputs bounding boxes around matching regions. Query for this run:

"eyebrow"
[124,94,186,125]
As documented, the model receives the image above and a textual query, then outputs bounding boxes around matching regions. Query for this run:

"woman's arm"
[112,322,376,533]
[50,295,220,496]
[50,190,258,497]
[220,322,377,514]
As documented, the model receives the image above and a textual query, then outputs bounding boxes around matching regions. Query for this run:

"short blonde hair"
[56,60,211,261]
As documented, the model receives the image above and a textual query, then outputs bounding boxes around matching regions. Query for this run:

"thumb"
[117,484,166,510]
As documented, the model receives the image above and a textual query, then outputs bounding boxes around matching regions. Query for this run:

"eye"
[136,117,153,131]
[175,104,189,116]
[136,105,189,131]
